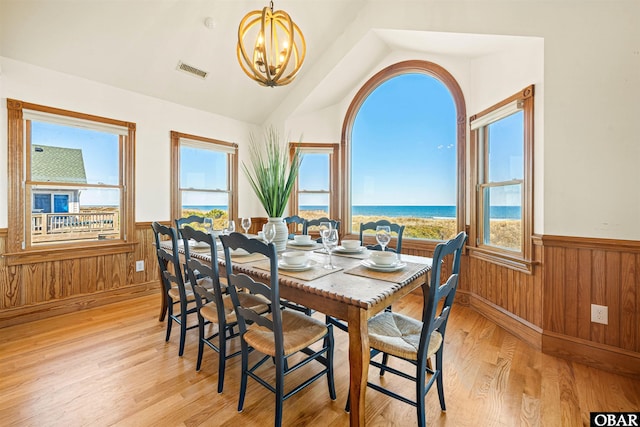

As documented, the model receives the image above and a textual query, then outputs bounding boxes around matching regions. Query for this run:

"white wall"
[282,0,640,240]
[0,57,263,226]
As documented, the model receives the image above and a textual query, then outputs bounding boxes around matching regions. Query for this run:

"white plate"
[288,240,316,247]
[360,259,406,272]
[334,245,365,254]
[278,259,316,271]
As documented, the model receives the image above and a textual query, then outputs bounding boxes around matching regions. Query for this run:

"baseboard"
[458,290,640,378]
[542,331,640,379]
[457,290,542,350]
[0,282,160,329]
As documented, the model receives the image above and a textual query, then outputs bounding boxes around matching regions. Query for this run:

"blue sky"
[351,73,457,206]
[31,122,120,205]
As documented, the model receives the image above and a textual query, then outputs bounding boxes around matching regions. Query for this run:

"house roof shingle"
[32,145,87,184]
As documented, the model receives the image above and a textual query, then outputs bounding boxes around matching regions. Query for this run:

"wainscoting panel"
[0,224,160,328]
[542,236,640,354]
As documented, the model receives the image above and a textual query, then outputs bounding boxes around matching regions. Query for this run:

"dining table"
[164,237,432,426]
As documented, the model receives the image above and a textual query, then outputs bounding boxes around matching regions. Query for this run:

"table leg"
[347,305,369,427]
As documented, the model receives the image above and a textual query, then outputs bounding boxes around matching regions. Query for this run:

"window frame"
[170,131,238,224]
[5,99,136,265]
[469,85,534,272]
[340,60,467,250]
[289,142,340,220]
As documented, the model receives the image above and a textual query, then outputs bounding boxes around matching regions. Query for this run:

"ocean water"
[184,205,521,220]
[301,205,521,220]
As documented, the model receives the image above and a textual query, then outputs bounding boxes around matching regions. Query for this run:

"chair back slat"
[152,222,187,298]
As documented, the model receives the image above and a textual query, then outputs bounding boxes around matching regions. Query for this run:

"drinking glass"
[241,217,251,234]
[375,225,391,251]
[262,223,276,244]
[224,220,236,235]
[318,221,332,241]
[322,228,339,269]
[203,218,213,234]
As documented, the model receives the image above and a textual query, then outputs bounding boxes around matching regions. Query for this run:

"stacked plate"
[360,259,406,272]
[278,259,316,271]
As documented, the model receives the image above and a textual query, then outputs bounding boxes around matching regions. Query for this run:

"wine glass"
[322,228,339,269]
[203,217,213,234]
[224,219,236,235]
[375,225,391,251]
[241,217,251,234]
[262,223,276,244]
[318,221,332,242]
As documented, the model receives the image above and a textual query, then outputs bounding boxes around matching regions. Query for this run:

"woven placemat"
[219,251,266,264]
[343,261,428,284]
[252,259,343,281]
[286,241,323,252]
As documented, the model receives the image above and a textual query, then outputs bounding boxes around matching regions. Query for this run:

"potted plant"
[242,126,302,251]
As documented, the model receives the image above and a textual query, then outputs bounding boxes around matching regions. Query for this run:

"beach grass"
[181,207,521,250]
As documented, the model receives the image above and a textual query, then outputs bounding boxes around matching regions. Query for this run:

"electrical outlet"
[135,260,144,272]
[591,304,608,325]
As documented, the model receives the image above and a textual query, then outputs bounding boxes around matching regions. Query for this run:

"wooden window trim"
[340,60,467,245]
[170,131,238,223]
[5,99,136,265]
[289,142,340,220]
[469,85,534,271]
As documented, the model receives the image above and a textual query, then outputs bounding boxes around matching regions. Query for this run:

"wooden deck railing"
[32,212,120,236]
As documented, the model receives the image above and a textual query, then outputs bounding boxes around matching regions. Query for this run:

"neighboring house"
[31,144,86,214]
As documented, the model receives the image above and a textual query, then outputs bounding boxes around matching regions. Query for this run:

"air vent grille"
[176,61,208,79]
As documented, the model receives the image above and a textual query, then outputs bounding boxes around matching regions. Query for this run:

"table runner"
[343,261,429,284]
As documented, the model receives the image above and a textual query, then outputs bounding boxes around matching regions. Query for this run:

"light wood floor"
[1,291,639,427]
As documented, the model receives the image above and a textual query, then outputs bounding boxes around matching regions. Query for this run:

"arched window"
[341,60,466,245]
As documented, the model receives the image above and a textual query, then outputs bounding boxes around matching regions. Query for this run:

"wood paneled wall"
[0,223,161,328]
[1,225,638,377]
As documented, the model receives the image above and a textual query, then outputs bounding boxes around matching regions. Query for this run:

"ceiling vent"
[176,61,208,79]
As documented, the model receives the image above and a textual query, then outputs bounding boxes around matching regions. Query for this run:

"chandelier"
[236,1,306,87]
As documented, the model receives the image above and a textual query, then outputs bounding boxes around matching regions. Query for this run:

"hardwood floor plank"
[1,292,640,426]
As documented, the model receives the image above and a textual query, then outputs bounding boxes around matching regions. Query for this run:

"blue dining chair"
[359,219,405,253]
[181,225,269,393]
[347,231,467,427]
[151,221,198,357]
[284,215,306,239]
[219,232,336,427]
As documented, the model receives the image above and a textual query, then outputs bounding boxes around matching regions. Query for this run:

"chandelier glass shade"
[237,1,306,87]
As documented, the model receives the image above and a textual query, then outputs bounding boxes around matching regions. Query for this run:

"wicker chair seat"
[244,310,329,357]
[368,311,443,361]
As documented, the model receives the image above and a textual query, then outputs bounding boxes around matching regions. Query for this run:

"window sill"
[467,246,535,274]
[3,241,137,266]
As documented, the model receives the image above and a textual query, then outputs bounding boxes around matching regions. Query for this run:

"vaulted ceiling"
[0,0,531,125]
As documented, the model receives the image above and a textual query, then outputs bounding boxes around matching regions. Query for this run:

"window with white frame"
[291,143,339,221]
[170,131,238,230]
[470,85,534,267]
[6,99,134,251]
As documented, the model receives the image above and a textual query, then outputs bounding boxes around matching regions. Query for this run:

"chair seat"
[368,311,442,361]
[244,310,328,357]
[200,293,269,325]
[168,284,195,302]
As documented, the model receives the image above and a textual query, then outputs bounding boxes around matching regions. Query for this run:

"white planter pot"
[268,217,288,252]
